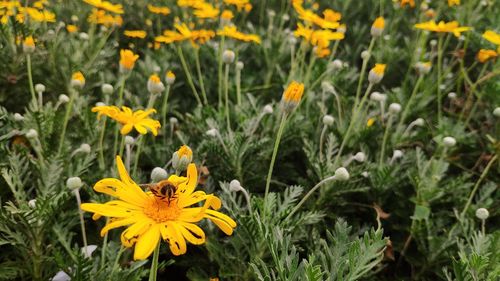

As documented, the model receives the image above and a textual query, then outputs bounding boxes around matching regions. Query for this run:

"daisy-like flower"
[147,74,165,94]
[371,17,385,37]
[124,30,147,38]
[368,63,386,84]
[91,105,161,136]
[476,49,498,63]
[22,35,35,53]
[147,4,171,15]
[193,2,219,19]
[224,0,249,11]
[292,1,341,29]
[414,20,470,37]
[66,24,78,33]
[83,0,124,14]
[448,0,460,6]
[88,9,123,27]
[18,7,56,23]
[282,81,305,112]
[400,0,415,8]
[81,156,236,259]
[71,71,86,88]
[217,25,261,44]
[119,49,139,72]
[482,30,500,52]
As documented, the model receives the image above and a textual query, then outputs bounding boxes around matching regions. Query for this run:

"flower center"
[143,197,181,222]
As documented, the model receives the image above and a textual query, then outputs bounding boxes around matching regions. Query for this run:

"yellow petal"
[166,221,187,255]
[178,222,206,245]
[100,216,139,236]
[177,163,198,199]
[134,124,148,134]
[178,191,208,208]
[133,224,161,260]
[80,203,135,218]
[120,123,133,135]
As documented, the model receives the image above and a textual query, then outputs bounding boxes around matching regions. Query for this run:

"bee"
[140,180,178,204]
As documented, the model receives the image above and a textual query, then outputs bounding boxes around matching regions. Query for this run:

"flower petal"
[177,163,198,199]
[133,224,161,260]
[81,203,134,218]
[100,216,139,236]
[165,222,187,255]
[177,222,206,245]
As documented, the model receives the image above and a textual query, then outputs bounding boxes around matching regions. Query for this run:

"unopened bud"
[443,136,456,148]
[35,83,46,93]
[413,118,425,126]
[229,179,243,192]
[14,113,24,121]
[334,167,350,181]
[263,104,273,114]
[79,143,91,153]
[236,61,244,70]
[125,136,135,145]
[448,92,457,99]
[206,128,218,137]
[172,145,193,172]
[59,94,70,103]
[101,83,114,95]
[361,50,370,60]
[151,167,168,182]
[389,103,402,114]
[222,50,235,64]
[353,152,366,162]
[493,107,500,117]
[26,129,38,139]
[475,208,489,220]
[322,115,335,126]
[28,199,37,208]
[66,177,83,190]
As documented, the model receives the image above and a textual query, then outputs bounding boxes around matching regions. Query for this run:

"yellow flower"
[91,106,161,136]
[177,0,200,7]
[282,81,305,105]
[166,71,176,84]
[482,30,500,52]
[223,0,249,11]
[19,7,56,22]
[400,0,415,7]
[88,9,122,26]
[156,24,215,47]
[221,10,234,21]
[66,24,78,33]
[294,23,344,57]
[83,0,124,14]
[368,64,386,84]
[119,49,139,71]
[81,156,236,260]
[244,3,252,12]
[33,0,48,9]
[124,30,147,39]
[292,1,341,29]
[71,71,86,88]
[414,20,470,37]
[23,35,35,51]
[193,3,219,19]
[476,49,498,63]
[372,17,385,29]
[217,25,261,44]
[172,145,193,171]
[147,4,171,15]
[147,74,165,94]
[448,0,460,6]
[367,118,375,127]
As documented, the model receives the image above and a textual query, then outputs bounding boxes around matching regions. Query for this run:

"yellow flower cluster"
[147,4,170,15]
[1,1,56,24]
[217,25,261,44]
[292,0,345,58]
[88,8,122,27]
[223,0,252,12]
[92,105,161,136]
[83,0,124,14]
[155,23,215,47]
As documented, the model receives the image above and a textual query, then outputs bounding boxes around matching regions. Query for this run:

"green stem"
[177,45,202,106]
[264,113,287,204]
[437,35,444,124]
[236,66,242,106]
[397,75,423,134]
[113,79,126,158]
[379,114,393,166]
[161,85,171,138]
[218,36,225,108]
[26,54,37,109]
[148,241,161,281]
[73,189,88,253]
[100,218,110,269]
[460,154,497,219]
[224,63,231,133]
[319,125,327,163]
[353,38,375,113]
[194,48,208,105]
[132,136,144,177]
[57,88,76,155]
[334,83,373,167]
[98,117,107,170]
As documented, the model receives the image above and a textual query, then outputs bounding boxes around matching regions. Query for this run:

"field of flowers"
[0,0,499,280]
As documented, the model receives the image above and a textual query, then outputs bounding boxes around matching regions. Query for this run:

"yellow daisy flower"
[91,106,161,136]
[482,30,500,52]
[282,81,305,106]
[81,156,236,260]
[119,49,139,71]
[83,0,124,14]
[414,20,470,37]
[66,24,78,33]
[124,30,147,39]
[217,26,261,44]
[147,4,171,15]
[400,0,415,8]
[448,0,460,6]
[223,0,249,11]
[476,49,498,63]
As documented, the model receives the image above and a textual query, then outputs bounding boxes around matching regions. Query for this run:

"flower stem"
[148,241,161,281]
[436,34,444,124]
[194,48,208,105]
[113,78,126,158]
[264,113,287,204]
[57,88,76,155]
[460,154,497,219]
[132,136,144,177]
[73,189,88,253]
[176,45,202,107]
[161,85,171,134]
[224,63,231,133]
[319,125,328,163]
[334,83,373,167]
[98,117,107,170]
[26,54,37,109]
[236,66,242,106]
[353,38,375,112]
[218,36,225,108]
[379,114,393,166]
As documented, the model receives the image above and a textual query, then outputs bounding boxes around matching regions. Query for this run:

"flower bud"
[368,64,386,84]
[52,271,71,281]
[392,150,403,159]
[169,117,178,124]
[361,50,370,60]
[321,81,334,93]
[71,15,79,22]
[370,91,386,102]
[371,17,385,37]
[35,83,46,93]
[151,167,168,183]
[58,94,70,103]
[66,177,83,190]
[334,167,350,181]
[430,39,437,47]
[95,102,106,107]
[361,171,369,178]
[28,199,37,208]
[353,152,366,162]
[413,118,425,126]
[229,179,243,192]
[222,50,235,64]
[26,129,38,139]
[14,113,24,121]
[81,245,98,258]
[281,81,305,112]
[147,74,165,94]
[79,143,91,153]
[101,83,114,95]
[448,92,457,99]
[79,32,89,41]
[236,61,244,70]
[323,115,335,126]
[262,104,273,114]
[125,136,135,145]
[443,136,456,148]
[206,128,218,137]
[165,71,176,85]
[493,107,500,117]
[389,103,402,114]
[23,36,35,53]
[415,61,432,75]
[331,59,343,70]
[172,145,193,172]
[71,71,85,89]
[475,208,489,220]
